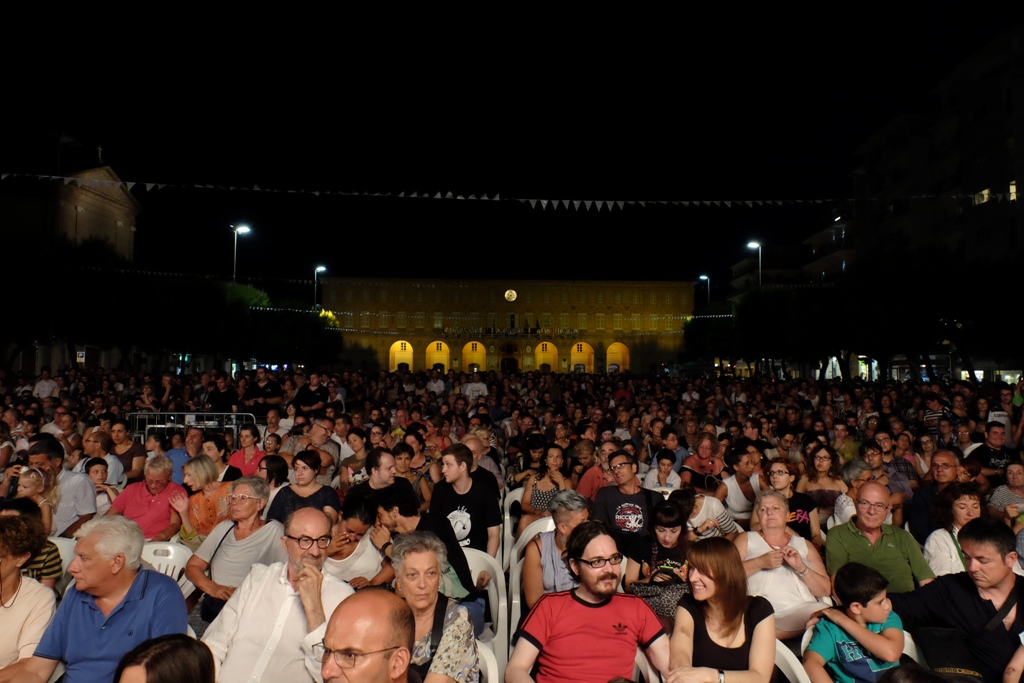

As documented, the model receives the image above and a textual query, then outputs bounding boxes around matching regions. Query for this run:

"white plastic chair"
[47,662,65,683]
[464,548,509,675]
[509,557,527,641]
[633,646,661,683]
[503,515,554,572]
[501,488,524,571]
[776,638,812,683]
[141,542,195,597]
[647,486,675,499]
[50,536,77,595]
[477,640,499,683]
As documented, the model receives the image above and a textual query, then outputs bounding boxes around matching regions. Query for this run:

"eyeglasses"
[313,643,399,669]
[768,470,790,477]
[813,455,832,462]
[609,462,632,471]
[856,499,889,512]
[228,493,259,503]
[575,553,624,568]
[285,534,332,549]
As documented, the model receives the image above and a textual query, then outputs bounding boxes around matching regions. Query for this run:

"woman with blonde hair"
[15,467,57,535]
[169,455,231,550]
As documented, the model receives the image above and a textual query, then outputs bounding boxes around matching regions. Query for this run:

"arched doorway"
[570,341,595,373]
[425,340,450,373]
[607,342,630,373]
[535,341,558,373]
[389,340,414,372]
[500,342,522,374]
[461,341,486,373]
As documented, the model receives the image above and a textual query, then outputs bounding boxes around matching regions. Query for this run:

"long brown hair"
[687,537,750,639]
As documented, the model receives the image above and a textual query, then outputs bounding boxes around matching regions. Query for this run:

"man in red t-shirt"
[507,521,669,683]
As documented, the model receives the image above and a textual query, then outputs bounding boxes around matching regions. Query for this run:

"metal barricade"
[125,412,258,442]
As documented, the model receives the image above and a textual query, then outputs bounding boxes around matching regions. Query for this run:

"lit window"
[541,343,548,352]
[436,342,443,351]
[974,188,992,205]
[1011,181,1018,201]
[471,343,478,352]
[576,343,583,352]
[400,342,407,351]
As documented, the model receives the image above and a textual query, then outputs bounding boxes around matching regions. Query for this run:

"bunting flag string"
[0,170,1015,211]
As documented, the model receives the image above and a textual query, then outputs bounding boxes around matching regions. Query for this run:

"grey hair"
[144,454,174,476]
[75,515,144,570]
[391,530,447,574]
[754,489,790,515]
[841,458,872,487]
[231,476,270,502]
[549,490,590,525]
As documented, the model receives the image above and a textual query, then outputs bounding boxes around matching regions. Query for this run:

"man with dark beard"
[506,521,670,683]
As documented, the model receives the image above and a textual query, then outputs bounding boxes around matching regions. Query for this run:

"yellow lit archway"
[607,342,630,373]
[389,340,414,372]
[535,341,558,373]
[461,341,486,372]
[570,341,594,373]
[425,341,450,373]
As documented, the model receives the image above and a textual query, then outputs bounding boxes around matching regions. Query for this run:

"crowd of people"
[2,365,1024,682]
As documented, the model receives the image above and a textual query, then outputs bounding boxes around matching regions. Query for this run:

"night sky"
[4,13,1009,293]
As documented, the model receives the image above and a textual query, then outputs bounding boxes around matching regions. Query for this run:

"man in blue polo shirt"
[7,516,186,682]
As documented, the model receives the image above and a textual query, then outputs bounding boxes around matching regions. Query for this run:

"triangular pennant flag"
[639,201,646,207]
[616,201,624,210]
[573,200,581,211]
[434,193,442,199]
[724,201,732,208]
[125,182,134,191]
[398,192,405,197]
[468,195,476,200]
[584,200,593,211]
[445,191,454,199]
[529,199,537,209]
[595,201,604,211]
[540,200,549,209]
[493,194,499,200]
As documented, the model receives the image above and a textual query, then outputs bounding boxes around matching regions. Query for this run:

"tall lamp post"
[313,266,327,308]
[231,224,251,284]
[746,241,762,287]
[698,274,710,306]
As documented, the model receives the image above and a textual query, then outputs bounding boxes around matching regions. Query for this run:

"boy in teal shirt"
[804,562,905,683]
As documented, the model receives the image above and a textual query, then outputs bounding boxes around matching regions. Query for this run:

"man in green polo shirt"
[825,481,934,594]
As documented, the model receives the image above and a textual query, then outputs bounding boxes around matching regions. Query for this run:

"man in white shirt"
[202,507,354,682]
[461,372,488,401]
[32,367,58,399]
[80,430,125,485]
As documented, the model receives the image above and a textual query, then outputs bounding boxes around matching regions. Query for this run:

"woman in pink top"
[227,424,265,477]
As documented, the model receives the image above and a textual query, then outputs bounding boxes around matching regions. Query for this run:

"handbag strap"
[207,522,237,582]
[983,587,1018,631]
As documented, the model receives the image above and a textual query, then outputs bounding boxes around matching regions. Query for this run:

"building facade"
[320,278,695,374]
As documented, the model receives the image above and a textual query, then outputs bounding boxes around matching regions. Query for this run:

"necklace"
[1,574,23,609]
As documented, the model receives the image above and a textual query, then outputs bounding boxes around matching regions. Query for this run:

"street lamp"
[231,224,251,284]
[698,275,710,306]
[746,241,762,287]
[313,265,327,308]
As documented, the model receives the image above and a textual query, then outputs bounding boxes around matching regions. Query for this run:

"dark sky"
[3,13,1010,293]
